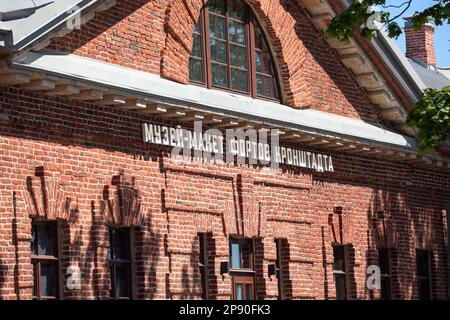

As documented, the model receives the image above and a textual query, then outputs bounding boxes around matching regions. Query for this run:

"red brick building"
[0,0,449,300]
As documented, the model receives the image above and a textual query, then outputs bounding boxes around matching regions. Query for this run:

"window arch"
[189,0,281,101]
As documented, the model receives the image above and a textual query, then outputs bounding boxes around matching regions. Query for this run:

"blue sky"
[385,0,450,67]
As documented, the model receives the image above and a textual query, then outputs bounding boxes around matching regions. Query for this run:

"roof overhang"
[0,0,430,136]
[2,49,449,170]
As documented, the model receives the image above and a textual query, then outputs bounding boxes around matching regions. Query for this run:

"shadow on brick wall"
[366,187,449,300]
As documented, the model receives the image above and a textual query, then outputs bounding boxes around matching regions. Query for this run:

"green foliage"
[406,86,450,152]
[326,0,450,41]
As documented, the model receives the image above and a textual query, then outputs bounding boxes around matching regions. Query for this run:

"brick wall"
[48,0,383,121]
[0,86,448,299]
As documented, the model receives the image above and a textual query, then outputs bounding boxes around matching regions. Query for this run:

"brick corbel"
[328,206,355,244]
[372,211,398,249]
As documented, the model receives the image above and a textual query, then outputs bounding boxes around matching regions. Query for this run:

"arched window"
[189,0,281,101]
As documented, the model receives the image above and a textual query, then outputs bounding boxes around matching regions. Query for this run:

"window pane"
[110,228,130,260]
[416,251,429,277]
[230,44,238,66]
[264,77,271,97]
[209,15,216,38]
[245,284,253,300]
[236,22,246,44]
[194,19,202,33]
[231,243,240,269]
[335,274,347,300]
[229,0,246,20]
[235,283,243,300]
[37,224,56,256]
[208,0,225,14]
[218,41,227,64]
[239,70,248,92]
[381,277,391,300]
[228,20,236,42]
[114,266,131,298]
[418,279,431,300]
[212,63,219,86]
[333,246,346,272]
[210,38,217,61]
[237,46,246,68]
[231,68,238,89]
[219,65,228,86]
[192,34,202,57]
[241,242,251,269]
[217,17,226,39]
[31,224,37,255]
[256,75,263,95]
[255,52,263,72]
[40,263,57,297]
[378,249,390,275]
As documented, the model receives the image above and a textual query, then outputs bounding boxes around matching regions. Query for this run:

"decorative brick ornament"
[193,211,214,233]
[23,175,71,221]
[415,226,437,251]
[100,175,146,227]
[372,211,398,249]
[243,200,267,238]
[328,206,355,244]
[222,200,239,236]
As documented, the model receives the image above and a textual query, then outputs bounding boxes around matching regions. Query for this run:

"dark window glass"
[198,233,209,299]
[378,248,392,300]
[40,263,57,297]
[189,0,280,100]
[275,239,285,299]
[333,245,346,272]
[230,239,253,270]
[109,227,133,300]
[416,250,432,300]
[31,220,59,300]
[109,228,130,260]
[333,245,347,300]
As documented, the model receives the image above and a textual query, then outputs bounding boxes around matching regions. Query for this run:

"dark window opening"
[416,250,432,300]
[31,220,59,300]
[109,227,133,300]
[189,0,281,101]
[378,248,392,300]
[198,233,210,299]
[333,245,348,300]
[275,238,285,300]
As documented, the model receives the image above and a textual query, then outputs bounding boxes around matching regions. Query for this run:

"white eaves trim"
[11,50,417,151]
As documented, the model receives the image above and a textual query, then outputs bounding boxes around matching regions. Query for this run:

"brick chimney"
[404,19,436,66]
